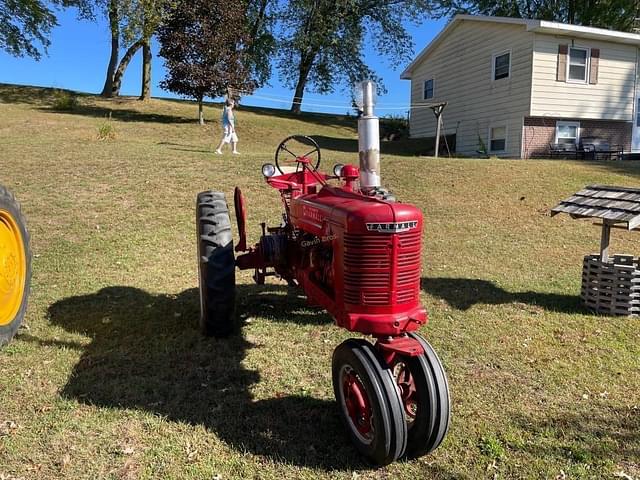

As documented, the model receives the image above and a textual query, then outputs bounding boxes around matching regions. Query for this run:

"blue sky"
[0,8,448,114]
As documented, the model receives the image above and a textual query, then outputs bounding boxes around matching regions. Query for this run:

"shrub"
[97,113,116,140]
[52,89,78,111]
[380,115,409,141]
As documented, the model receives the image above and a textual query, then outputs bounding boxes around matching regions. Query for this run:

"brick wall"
[522,117,632,158]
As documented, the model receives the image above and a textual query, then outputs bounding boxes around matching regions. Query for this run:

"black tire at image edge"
[0,185,32,347]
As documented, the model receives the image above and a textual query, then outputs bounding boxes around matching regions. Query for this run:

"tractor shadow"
[46,284,362,470]
[421,277,585,314]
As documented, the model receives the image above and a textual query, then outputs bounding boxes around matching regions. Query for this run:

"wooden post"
[429,103,446,159]
[434,114,442,159]
[600,221,611,262]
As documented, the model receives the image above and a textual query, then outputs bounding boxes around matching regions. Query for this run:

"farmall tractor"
[196,82,450,465]
[0,184,31,346]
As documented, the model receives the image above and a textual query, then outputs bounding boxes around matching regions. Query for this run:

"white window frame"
[423,78,435,100]
[555,121,581,144]
[566,46,590,84]
[492,50,512,81]
[488,124,508,153]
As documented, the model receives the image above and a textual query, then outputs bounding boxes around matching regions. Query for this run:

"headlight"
[262,163,276,177]
[333,163,345,177]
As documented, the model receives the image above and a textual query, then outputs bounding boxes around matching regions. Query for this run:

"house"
[400,15,640,158]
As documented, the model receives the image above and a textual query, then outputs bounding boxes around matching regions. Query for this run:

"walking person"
[215,98,239,154]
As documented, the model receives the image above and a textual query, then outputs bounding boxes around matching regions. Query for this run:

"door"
[633,97,640,152]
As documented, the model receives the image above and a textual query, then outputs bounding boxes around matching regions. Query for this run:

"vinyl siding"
[409,20,533,157]
[531,34,637,120]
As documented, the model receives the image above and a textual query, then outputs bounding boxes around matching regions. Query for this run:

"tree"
[99,0,168,99]
[434,0,640,32]
[0,0,93,60]
[277,0,432,114]
[157,0,256,124]
[245,0,277,88]
[100,0,120,97]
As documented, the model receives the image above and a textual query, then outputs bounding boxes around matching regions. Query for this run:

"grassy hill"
[0,84,638,479]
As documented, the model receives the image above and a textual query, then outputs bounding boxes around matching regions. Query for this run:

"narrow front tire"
[332,339,407,466]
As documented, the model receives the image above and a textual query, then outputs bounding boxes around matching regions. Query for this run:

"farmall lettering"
[366,220,418,233]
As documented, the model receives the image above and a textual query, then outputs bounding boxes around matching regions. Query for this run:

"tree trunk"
[100,0,119,98]
[139,39,152,100]
[567,0,576,24]
[112,39,144,96]
[198,97,204,125]
[249,0,269,42]
[290,56,314,114]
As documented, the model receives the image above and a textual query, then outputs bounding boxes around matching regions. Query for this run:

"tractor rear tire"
[0,185,31,347]
[196,191,236,337]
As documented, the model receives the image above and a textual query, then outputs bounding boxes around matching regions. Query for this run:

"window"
[637,98,640,127]
[493,51,511,80]
[568,47,589,83]
[423,78,434,99]
[490,125,507,152]
[556,121,580,144]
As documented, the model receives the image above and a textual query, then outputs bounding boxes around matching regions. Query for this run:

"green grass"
[0,83,639,479]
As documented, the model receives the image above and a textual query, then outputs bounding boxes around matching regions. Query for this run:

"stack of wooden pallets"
[581,254,640,315]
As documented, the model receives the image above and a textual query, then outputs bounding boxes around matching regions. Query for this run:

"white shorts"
[223,125,238,143]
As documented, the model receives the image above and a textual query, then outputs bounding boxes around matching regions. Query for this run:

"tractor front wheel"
[391,332,451,458]
[196,191,236,337]
[332,339,407,466]
[0,185,31,347]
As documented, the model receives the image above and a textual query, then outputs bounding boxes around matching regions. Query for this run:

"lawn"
[0,83,638,479]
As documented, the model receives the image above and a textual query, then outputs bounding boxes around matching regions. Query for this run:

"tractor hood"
[289,185,423,236]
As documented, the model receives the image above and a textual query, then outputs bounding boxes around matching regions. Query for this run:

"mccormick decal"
[366,220,418,233]
[302,205,324,223]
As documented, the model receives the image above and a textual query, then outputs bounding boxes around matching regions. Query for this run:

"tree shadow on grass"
[513,407,639,467]
[0,83,69,105]
[422,277,585,314]
[45,284,364,470]
[38,104,196,124]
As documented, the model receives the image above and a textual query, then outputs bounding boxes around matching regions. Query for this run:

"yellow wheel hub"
[0,209,26,327]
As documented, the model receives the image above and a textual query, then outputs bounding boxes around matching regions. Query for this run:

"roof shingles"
[551,185,640,230]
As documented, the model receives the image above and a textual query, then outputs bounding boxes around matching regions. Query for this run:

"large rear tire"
[0,185,31,347]
[196,191,236,337]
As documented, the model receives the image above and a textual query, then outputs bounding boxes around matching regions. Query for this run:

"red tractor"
[196,83,450,466]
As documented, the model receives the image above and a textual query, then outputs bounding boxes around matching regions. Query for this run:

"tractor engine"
[288,190,426,337]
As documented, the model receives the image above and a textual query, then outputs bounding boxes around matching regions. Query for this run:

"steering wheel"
[274,135,321,174]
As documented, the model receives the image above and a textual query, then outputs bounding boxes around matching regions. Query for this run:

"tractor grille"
[343,229,421,306]
[396,230,421,304]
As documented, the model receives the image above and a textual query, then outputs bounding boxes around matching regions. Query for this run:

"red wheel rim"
[393,361,418,425]
[339,365,374,443]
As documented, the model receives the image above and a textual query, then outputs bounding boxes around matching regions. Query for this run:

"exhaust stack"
[356,80,380,193]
